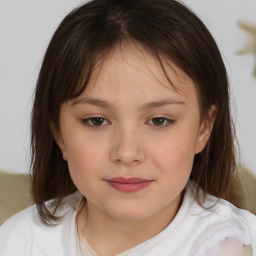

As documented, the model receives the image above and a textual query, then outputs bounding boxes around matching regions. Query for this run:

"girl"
[0,0,255,255]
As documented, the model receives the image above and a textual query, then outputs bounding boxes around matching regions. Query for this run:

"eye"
[148,117,174,127]
[82,117,110,127]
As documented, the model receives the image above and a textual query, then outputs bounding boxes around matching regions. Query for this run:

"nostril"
[109,144,146,165]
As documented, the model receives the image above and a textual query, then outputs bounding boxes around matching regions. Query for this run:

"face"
[56,46,214,223]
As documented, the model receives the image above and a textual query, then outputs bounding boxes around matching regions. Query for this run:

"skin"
[55,45,216,255]
[207,238,246,256]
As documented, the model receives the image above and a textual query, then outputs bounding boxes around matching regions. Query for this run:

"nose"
[109,127,146,166]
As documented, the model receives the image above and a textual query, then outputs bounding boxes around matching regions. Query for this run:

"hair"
[31,0,236,224]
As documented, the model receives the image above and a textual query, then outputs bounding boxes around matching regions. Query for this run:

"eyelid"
[81,116,110,127]
[146,117,175,127]
[80,116,175,128]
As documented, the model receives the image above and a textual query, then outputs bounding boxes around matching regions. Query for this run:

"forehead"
[77,45,197,103]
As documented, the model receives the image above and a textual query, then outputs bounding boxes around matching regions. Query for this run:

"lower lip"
[106,181,152,193]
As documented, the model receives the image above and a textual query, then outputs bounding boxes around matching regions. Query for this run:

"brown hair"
[31,0,236,224]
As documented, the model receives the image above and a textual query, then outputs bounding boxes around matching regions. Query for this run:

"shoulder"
[186,184,256,255]
[186,183,256,230]
[0,205,38,253]
[0,192,82,255]
[205,238,253,256]
[202,190,256,237]
[0,204,36,234]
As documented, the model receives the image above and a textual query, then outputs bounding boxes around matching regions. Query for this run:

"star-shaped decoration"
[237,21,256,77]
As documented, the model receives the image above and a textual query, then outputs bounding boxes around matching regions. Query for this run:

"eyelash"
[82,117,110,127]
[147,117,175,127]
[82,116,175,128]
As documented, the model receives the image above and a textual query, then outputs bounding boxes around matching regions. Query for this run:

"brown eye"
[91,117,104,126]
[152,118,165,126]
[82,117,109,127]
[148,117,174,127]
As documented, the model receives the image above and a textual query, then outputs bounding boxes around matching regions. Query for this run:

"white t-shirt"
[0,184,255,256]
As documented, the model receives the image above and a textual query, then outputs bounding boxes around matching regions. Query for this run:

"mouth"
[104,177,154,193]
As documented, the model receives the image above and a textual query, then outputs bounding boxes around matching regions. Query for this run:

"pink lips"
[105,177,153,193]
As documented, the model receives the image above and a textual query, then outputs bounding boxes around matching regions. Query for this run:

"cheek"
[66,131,107,164]
[66,143,104,199]
[150,133,197,179]
[68,146,95,168]
[65,139,105,182]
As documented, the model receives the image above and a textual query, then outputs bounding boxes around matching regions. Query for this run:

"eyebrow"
[72,97,185,110]
[72,98,113,108]
[140,99,185,110]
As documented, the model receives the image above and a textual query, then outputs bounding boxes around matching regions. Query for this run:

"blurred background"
[0,0,256,225]
[0,0,256,176]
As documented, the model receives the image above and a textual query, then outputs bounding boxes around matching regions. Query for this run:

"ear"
[50,123,68,161]
[195,105,217,154]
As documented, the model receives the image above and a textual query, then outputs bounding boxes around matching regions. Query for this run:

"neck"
[77,196,182,256]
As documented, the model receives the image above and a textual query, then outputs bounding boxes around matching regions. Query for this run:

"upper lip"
[105,177,153,183]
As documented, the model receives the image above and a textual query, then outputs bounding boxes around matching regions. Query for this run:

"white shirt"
[0,184,255,256]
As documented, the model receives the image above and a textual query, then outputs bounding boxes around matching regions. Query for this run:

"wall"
[0,0,256,174]
[182,0,256,174]
[0,0,83,173]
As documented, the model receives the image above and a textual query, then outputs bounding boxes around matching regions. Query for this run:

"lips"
[105,177,153,193]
